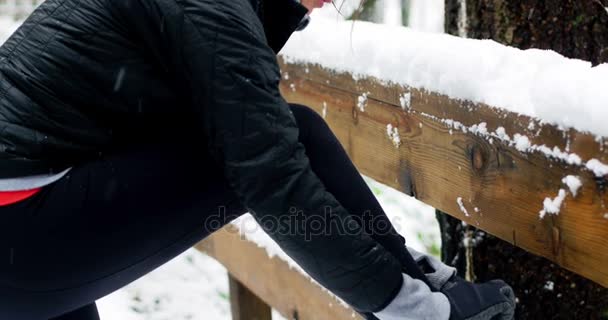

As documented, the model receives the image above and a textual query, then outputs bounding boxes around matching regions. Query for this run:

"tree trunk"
[441,1,608,319]
[445,0,608,65]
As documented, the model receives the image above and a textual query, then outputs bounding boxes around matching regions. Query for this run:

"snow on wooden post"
[277,57,608,289]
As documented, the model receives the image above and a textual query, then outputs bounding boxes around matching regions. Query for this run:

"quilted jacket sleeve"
[259,0,309,53]
[115,0,404,312]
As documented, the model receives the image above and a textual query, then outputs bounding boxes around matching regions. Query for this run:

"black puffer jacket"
[0,0,403,312]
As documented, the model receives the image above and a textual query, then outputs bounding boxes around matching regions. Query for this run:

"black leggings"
[0,104,425,320]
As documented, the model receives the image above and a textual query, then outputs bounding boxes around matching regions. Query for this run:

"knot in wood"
[471,144,485,171]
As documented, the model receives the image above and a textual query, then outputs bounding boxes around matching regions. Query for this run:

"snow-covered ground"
[97,250,232,320]
[0,17,20,40]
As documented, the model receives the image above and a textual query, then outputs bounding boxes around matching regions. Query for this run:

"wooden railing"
[197,57,608,319]
[196,225,361,320]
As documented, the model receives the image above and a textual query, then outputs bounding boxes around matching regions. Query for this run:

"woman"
[0,0,515,319]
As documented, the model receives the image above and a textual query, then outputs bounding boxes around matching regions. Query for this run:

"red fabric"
[0,188,42,206]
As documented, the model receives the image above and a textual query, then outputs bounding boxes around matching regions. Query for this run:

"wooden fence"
[196,57,608,319]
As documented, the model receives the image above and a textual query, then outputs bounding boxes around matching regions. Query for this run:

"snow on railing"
[280,16,608,139]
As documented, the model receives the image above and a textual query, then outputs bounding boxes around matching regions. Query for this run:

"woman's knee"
[288,103,330,140]
[289,103,324,123]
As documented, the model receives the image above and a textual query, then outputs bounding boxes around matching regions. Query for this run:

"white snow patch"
[97,290,143,320]
[0,18,21,44]
[97,249,234,320]
[399,92,412,110]
[357,93,369,112]
[495,127,510,141]
[386,124,402,148]
[283,72,289,80]
[513,134,531,152]
[442,119,467,133]
[289,83,296,92]
[322,102,328,119]
[457,197,470,216]
[561,175,582,197]
[567,153,584,165]
[470,122,488,135]
[539,189,567,219]
[529,144,583,166]
[586,159,608,177]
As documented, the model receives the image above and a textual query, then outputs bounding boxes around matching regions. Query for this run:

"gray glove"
[406,247,458,290]
[406,247,515,320]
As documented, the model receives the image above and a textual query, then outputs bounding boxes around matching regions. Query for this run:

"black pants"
[0,104,425,320]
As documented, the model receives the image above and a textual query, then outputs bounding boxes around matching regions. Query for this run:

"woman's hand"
[301,0,332,13]
[442,278,516,320]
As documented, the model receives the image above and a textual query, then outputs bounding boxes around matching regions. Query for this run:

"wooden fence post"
[228,273,272,320]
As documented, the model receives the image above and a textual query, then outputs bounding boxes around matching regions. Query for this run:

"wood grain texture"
[196,226,363,320]
[278,57,608,288]
[228,274,272,320]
